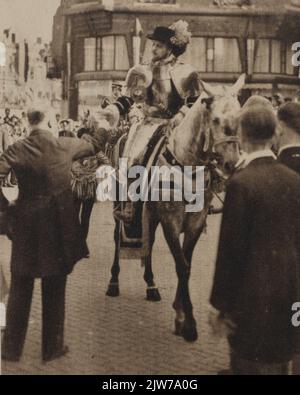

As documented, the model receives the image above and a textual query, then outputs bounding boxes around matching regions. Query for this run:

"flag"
[24,41,29,82]
[135,18,143,37]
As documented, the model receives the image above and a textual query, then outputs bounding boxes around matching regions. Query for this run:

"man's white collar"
[235,149,276,169]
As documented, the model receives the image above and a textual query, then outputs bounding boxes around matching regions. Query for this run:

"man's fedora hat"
[147,26,175,46]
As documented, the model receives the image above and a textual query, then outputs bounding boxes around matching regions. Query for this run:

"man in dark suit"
[58,119,76,138]
[0,108,105,362]
[277,102,300,175]
[210,105,300,375]
[277,102,300,375]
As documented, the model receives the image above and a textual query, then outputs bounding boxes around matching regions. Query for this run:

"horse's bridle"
[213,135,240,150]
[163,95,240,176]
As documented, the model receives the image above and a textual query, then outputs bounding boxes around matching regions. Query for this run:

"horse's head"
[199,74,245,174]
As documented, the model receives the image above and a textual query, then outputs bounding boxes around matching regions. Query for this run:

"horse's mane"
[168,92,209,166]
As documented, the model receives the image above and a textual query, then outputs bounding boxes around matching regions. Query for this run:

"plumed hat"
[147,20,192,57]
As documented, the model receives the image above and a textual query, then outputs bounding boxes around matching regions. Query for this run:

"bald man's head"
[27,109,45,126]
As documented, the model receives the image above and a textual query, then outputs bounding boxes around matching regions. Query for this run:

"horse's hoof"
[146,288,161,302]
[174,319,183,337]
[182,322,198,343]
[106,283,120,297]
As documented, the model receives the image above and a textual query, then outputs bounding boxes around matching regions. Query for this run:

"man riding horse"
[101,20,201,222]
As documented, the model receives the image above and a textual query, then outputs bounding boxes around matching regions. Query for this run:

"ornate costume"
[116,57,200,120]
[109,21,201,166]
[102,21,201,224]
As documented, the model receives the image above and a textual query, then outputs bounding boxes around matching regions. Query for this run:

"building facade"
[0,31,19,108]
[0,31,62,112]
[51,0,300,119]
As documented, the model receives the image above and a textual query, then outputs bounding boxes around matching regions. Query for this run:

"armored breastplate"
[146,63,183,118]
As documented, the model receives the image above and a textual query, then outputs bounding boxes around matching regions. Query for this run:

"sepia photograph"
[1,0,300,377]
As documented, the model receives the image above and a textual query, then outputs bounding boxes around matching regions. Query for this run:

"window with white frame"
[213,38,242,73]
[271,40,281,74]
[182,37,206,72]
[254,39,270,73]
[84,38,96,71]
[182,37,242,73]
[84,36,130,72]
[252,39,298,75]
[102,36,115,71]
[286,42,297,75]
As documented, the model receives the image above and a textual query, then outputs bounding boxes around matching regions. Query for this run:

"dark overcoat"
[278,146,300,175]
[0,129,105,278]
[210,157,300,363]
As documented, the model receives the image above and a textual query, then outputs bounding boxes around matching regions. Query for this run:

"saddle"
[114,124,167,259]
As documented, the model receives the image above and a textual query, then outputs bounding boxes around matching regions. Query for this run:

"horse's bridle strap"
[214,136,239,148]
[163,147,185,172]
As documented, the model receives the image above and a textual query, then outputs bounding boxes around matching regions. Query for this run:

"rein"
[164,132,239,171]
[162,131,237,210]
[163,146,212,171]
[161,98,240,209]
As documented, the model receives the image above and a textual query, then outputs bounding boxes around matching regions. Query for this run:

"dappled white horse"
[106,75,245,341]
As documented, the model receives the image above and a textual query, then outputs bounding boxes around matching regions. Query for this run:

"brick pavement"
[1,194,229,375]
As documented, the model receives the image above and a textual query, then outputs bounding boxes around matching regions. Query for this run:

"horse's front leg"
[162,220,198,342]
[106,219,121,297]
[142,253,161,302]
[174,226,206,337]
[142,215,161,302]
[183,211,209,265]
[173,285,185,338]
[176,207,210,336]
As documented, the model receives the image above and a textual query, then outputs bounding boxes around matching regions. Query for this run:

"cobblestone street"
[1,191,229,375]
[1,0,300,378]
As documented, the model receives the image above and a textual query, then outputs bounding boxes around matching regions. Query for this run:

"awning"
[63,2,288,17]
[63,2,106,15]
